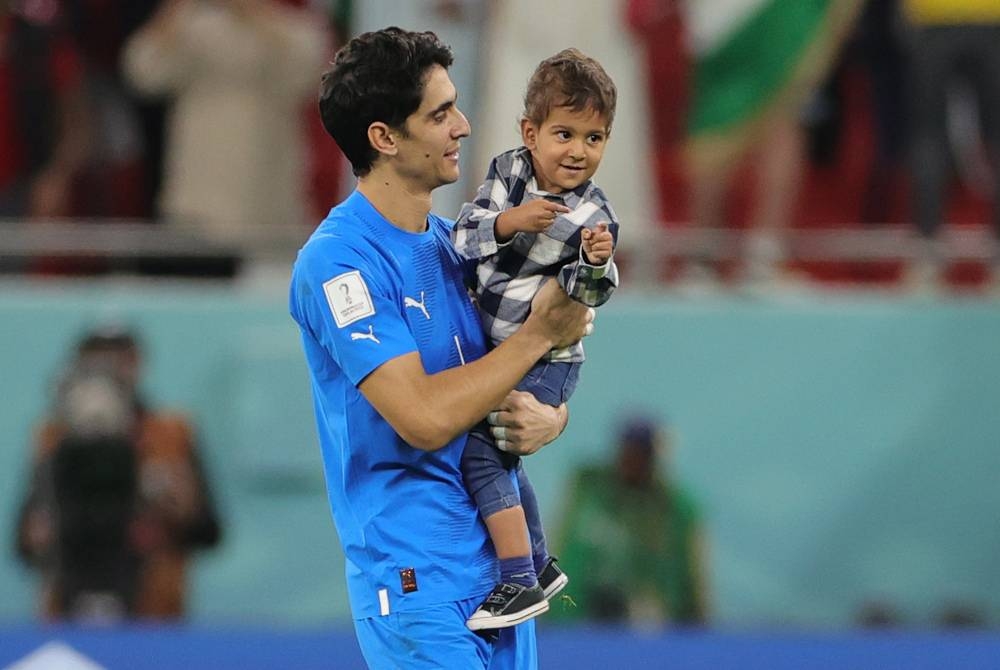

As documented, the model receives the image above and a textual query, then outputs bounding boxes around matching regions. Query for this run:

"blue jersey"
[289,190,496,619]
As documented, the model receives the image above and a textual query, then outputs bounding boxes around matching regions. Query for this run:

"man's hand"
[496,200,571,240]
[488,390,568,455]
[582,221,614,265]
[525,279,594,350]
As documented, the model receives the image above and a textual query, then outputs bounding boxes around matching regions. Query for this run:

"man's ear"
[368,122,399,158]
[520,118,538,150]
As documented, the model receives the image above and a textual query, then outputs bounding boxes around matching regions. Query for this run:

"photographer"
[14,326,221,621]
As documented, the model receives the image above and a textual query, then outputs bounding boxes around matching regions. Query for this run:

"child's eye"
[587,134,605,144]
[556,130,571,141]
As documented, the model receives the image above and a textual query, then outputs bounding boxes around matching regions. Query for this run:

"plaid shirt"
[453,147,620,362]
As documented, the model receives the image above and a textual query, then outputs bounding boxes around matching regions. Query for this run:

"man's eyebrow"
[427,98,456,118]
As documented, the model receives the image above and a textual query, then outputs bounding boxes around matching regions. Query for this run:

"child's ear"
[520,118,538,150]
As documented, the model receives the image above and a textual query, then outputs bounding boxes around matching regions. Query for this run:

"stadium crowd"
[0,0,997,292]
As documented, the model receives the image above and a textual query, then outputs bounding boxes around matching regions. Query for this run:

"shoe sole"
[466,599,550,631]
[542,573,569,600]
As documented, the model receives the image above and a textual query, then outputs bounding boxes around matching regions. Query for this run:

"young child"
[452,48,620,630]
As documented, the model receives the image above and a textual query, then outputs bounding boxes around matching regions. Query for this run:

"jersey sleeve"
[290,240,418,387]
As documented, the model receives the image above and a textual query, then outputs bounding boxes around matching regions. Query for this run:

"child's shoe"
[538,557,569,600]
[466,582,548,630]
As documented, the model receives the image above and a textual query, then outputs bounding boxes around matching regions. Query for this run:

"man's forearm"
[360,322,555,451]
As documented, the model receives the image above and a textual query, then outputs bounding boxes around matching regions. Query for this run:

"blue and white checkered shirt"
[453,147,620,362]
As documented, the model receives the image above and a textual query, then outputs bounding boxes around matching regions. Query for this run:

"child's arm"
[559,215,620,308]
[453,157,509,260]
[453,154,570,257]
[495,200,571,242]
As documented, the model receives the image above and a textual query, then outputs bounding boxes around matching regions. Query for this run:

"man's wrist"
[514,316,556,355]
[550,404,569,443]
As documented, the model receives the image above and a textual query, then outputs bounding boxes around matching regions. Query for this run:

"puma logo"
[404,291,431,320]
[350,325,380,344]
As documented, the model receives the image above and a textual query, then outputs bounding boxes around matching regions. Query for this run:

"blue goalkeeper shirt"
[289,190,496,619]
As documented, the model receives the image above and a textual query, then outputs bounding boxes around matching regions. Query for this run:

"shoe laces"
[484,583,521,606]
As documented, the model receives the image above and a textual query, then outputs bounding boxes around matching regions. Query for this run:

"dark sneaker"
[538,557,569,600]
[466,582,549,630]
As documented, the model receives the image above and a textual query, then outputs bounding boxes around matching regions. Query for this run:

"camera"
[49,362,141,619]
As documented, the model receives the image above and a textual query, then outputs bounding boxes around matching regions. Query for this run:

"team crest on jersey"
[400,567,418,593]
[324,270,375,327]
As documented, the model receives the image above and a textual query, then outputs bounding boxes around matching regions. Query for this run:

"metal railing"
[1,219,995,281]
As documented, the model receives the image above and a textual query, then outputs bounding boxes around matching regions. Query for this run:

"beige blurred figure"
[122,0,328,246]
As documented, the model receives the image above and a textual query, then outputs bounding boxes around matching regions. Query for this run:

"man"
[554,416,709,627]
[15,326,222,620]
[288,27,593,669]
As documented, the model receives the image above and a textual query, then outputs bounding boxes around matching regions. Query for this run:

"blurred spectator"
[806,0,908,227]
[856,599,904,628]
[936,601,988,629]
[851,0,909,227]
[65,0,167,219]
[903,0,1000,292]
[122,0,328,245]
[0,0,90,220]
[631,0,860,289]
[686,0,861,288]
[14,325,221,621]
[351,0,489,222]
[303,0,350,222]
[552,415,709,627]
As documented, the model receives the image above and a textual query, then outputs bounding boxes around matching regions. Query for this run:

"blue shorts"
[353,595,537,669]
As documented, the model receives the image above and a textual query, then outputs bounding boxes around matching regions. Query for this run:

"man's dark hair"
[523,48,617,132]
[319,27,453,177]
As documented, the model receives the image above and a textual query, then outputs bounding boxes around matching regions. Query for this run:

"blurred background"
[2,0,1000,668]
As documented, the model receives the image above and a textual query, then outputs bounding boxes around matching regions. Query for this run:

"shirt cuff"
[577,248,613,279]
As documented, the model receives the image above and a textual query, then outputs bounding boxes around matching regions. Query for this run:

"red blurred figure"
[0,0,89,220]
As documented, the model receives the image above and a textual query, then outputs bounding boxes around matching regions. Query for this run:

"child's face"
[521,106,609,194]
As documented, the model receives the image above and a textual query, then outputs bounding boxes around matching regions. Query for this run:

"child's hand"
[496,200,571,240]
[582,222,613,265]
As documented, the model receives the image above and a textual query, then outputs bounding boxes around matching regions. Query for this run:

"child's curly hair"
[523,48,617,131]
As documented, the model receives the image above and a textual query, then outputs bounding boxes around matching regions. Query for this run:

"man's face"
[80,346,142,391]
[393,65,470,192]
[618,439,656,488]
[522,106,609,194]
